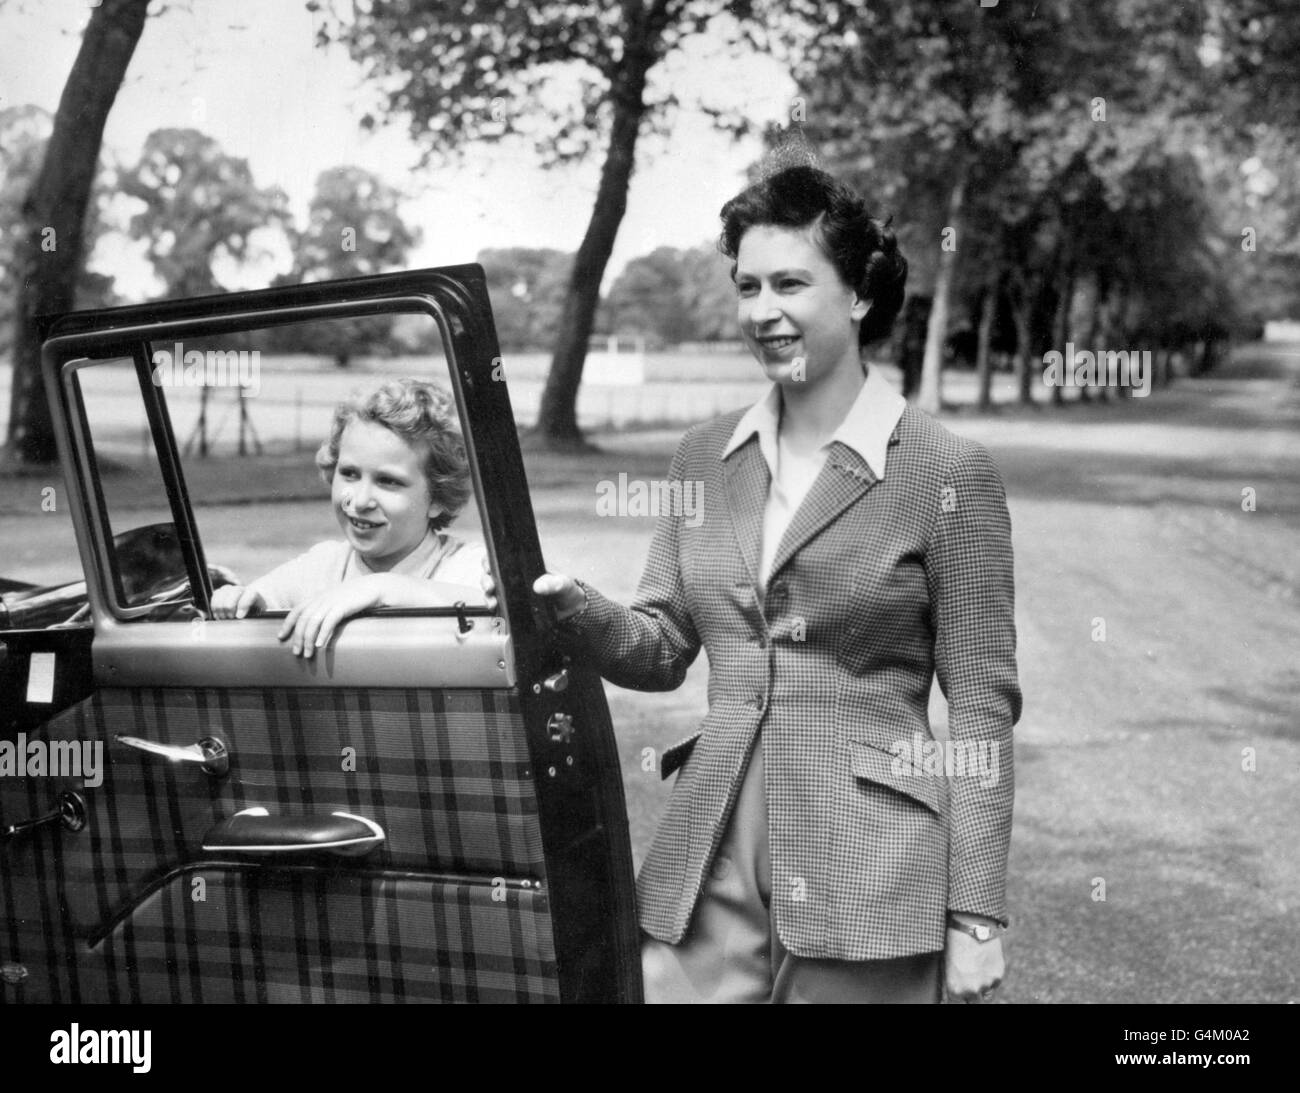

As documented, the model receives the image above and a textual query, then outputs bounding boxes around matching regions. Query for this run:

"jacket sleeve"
[560,434,702,692]
[923,440,1022,924]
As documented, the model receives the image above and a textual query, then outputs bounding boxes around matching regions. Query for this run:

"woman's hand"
[533,573,587,620]
[479,558,587,621]
[944,925,1006,1003]
[210,584,266,619]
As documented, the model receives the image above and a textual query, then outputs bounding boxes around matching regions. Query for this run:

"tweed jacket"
[568,396,1021,962]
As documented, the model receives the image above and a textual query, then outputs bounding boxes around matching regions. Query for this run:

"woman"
[535,166,1021,1003]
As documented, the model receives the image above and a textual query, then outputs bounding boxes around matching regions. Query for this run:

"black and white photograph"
[0,0,1294,1042]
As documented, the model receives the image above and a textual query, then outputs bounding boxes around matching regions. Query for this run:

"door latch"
[1,790,88,843]
[546,713,574,744]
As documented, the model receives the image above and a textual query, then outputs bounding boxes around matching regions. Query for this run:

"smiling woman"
[524,164,1021,1004]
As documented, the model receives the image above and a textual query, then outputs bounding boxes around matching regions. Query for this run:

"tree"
[602,242,737,345]
[796,0,1218,412]
[321,0,829,449]
[118,128,292,299]
[605,247,690,346]
[292,165,419,282]
[0,106,119,349]
[271,165,420,366]
[4,0,151,467]
[478,248,575,351]
[0,107,53,332]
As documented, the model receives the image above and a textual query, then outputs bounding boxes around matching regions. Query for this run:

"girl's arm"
[278,572,483,658]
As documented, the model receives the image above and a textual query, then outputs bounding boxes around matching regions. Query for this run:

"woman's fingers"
[533,573,586,620]
[234,587,262,619]
[533,573,572,598]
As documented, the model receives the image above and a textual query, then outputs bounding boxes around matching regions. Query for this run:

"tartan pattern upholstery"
[570,404,1021,961]
[0,686,557,1003]
[5,867,557,1004]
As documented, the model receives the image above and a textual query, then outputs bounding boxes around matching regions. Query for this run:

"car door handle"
[201,808,385,857]
[1,791,88,843]
[116,734,229,777]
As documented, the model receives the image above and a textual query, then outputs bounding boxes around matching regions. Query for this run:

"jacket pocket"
[660,731,702,780]
[848,740,947,816]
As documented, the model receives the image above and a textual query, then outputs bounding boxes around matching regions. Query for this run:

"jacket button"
[753,694,766,711]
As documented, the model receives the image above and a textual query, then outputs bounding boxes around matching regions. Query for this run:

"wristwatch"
[947,917,1005,942]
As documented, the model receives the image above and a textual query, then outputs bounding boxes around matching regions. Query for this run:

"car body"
[0,266,642,1003]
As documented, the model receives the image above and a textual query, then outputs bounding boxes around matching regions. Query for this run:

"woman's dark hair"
[719,165,907,346]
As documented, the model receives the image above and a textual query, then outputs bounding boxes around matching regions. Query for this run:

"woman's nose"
[752,285,783,325]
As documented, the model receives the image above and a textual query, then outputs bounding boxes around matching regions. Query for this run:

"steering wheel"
[139,566,241,622]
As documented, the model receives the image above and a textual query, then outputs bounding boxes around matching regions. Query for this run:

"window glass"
[75,358,186,611]
[156,310,488,616]
[0,417,88,627]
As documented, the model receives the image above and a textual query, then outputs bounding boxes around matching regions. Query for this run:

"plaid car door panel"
[0,685,557,1004]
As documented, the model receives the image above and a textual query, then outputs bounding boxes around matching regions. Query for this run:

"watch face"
[974,925,993,941]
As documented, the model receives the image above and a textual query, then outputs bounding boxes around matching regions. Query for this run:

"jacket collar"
[721,365,906,480]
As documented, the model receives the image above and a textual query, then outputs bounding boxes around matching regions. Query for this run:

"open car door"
[0,266,642,1003]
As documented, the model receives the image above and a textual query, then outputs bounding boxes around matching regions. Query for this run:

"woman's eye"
[780,279,805,291]
[736,282,757,297]
[339,468,358,480]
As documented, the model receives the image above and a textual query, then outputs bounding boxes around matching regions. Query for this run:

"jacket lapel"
[723,437,770,588]
[767,440,881,582]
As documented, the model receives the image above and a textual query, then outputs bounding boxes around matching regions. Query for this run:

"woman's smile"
[755,333,800,353]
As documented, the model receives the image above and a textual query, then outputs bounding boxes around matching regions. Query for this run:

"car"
[0,266,643,1003]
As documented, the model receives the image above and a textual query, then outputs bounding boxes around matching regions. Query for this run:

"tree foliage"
[118,128,292,299]
[268,165,420,365]
[478,247,574,351]
[603,242,736,346]
[318,0,824,447]
[4,0,151,465]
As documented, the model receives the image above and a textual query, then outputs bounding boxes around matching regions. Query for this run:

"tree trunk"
[532,59,652,450]
[974,275,998,411]
[1049,264,1074,406]
[1008,270,1035,406]
[896,295,929,400]
[918,164,967,416]
[4,0,151,466]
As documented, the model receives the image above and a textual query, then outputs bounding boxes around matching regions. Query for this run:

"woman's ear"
[851,295,871,322]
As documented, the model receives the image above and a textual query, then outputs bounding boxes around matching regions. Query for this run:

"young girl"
[211,378,487,658]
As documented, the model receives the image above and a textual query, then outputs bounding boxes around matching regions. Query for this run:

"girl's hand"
[278,580,388,658]
[211,584,266,619]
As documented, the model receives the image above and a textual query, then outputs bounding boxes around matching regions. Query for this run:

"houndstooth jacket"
[568,394,1021,961]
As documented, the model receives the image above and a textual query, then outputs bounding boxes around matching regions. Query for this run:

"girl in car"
[210,377,487,656]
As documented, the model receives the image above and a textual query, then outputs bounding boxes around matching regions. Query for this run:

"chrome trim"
[92,614,515,689]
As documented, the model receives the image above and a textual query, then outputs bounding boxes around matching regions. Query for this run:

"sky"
[0,0,796,299]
